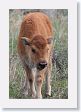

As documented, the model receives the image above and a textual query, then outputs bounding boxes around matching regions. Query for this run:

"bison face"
[21,35,52,70]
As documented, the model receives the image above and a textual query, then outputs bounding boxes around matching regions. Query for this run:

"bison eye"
[32,48,36,53]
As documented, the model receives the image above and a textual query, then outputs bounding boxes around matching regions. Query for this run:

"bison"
[17,12,53,98]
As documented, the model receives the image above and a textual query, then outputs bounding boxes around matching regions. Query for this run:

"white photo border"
[0,0,77,108]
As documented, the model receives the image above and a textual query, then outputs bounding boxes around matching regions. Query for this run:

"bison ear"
[21,37,30,46]
[47,37,53,44]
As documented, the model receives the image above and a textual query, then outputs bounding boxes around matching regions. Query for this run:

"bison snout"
[37,61,47,70]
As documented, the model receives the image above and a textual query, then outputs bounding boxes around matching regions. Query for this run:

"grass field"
[9,9,68,99]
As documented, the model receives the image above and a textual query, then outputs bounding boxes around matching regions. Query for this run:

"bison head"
[21,34,52,70]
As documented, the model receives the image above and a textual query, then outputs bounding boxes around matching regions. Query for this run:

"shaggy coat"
[17,12,53,98]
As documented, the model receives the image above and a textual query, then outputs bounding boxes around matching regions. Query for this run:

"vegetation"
[9,9,68,99]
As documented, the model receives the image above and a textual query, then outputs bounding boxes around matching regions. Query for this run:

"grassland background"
[9,9,68,99]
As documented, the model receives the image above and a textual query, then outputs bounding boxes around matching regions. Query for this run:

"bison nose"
[37,61,47,70]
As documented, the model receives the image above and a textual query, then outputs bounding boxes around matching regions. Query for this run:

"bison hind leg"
[45,85,51,97]
[45,60,52,97]
[20,77,30,97]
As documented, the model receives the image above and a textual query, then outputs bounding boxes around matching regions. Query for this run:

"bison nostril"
[39,62,47,66]
[37,61,47,70]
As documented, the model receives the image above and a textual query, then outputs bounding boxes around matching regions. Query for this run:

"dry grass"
[9,9,68,99]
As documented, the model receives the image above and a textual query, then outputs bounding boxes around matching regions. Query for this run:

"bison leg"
[29,77,36,98]
[46,60,52,96]
[21,75,29,96]
[35,74,44,99]
[23,66,36,98]
[27,70,36,98]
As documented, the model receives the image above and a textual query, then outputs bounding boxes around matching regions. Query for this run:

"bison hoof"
[36,95,42,99]
[46,86,51,97]
[32,92,36,99]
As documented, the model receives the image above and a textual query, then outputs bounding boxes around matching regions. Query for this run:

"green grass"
[9,9,68,99]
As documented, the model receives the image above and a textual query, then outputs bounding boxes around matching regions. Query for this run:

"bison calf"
[17,12,53,98]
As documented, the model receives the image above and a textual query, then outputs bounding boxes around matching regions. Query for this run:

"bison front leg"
[29,77,36,98]
[24,66,36,98]
[35,74,44,99]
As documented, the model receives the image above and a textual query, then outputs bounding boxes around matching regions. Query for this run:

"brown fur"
[17,12,53,98]
[31,34,47,49]
[18,12,52,55]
